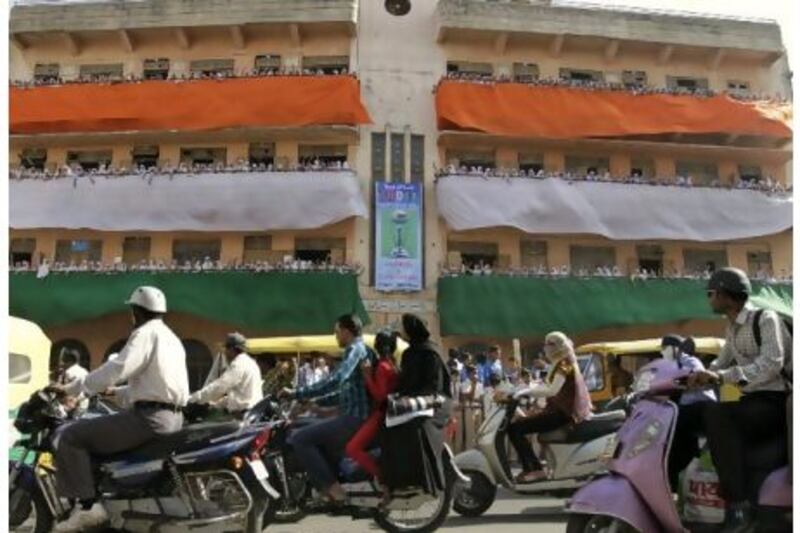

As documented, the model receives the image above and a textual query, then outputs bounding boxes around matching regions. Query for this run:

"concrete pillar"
[718,161,738,186]
[655,156,675,181]
[275,141,298,169]
[662,243,685,275]
[159,144,181,168]
[725,244,749,273]
[220,233,244,264]
[610,153,631,179]
[49,148,68,167]
[498,233,519,268]
[348,144,359,168]
[10,147,22,167]
[544,150,564,173]
[227,142,249,165]
[102,234,125,264]
[768,231,792,278]
[272,233,295,255]
[150,234,173,263]
[764,163,787,185]
[616,243,636,275]
[496,147,518,170]
[112,145,131,167]
[547,238,570,269]
[34,231,56,265]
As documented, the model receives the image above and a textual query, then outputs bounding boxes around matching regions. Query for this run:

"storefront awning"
[435,81,792,139]
[438,276,792,337]
[10,171,368,231]
[10,272,369,331]
[11,76,371,134]
[436,176,792,241]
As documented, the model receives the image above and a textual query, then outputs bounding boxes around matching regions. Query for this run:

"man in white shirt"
[189,332,263,415]
[57,348,88,385]
[51,286,189,532]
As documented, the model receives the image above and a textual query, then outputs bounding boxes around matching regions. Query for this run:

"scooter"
[453,395,626,517]
[566,359,792,533]
[9,389,276,533]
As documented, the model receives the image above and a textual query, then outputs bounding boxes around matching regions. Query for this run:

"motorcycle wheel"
[373,478,453,533]
[271,473,309,523]
[566,514,637,533]
[452,470,496,517]
[9,485,53,533]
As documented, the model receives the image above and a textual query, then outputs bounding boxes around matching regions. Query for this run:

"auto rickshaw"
[574,337,740,405]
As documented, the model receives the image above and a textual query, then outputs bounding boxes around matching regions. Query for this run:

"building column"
[547,238,570,269]
[718,160,738,186]
[767,231,793,278]
[275,141,298,169]
[496,147,518,170]
[34,231,57,265]
[271,233,295,256]
[655,156,676,182]
[102,234,125,264]
[544,150,565,173]
[150,234,173,263]
[616,242,637,275]
[159,144,180,168]
[610,153,631,179]
[227,142,249,165]
[220,234,244,265]
[725,244,749,273]
[662,243,685,275]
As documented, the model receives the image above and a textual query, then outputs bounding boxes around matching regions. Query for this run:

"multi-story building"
[9,0,793,381]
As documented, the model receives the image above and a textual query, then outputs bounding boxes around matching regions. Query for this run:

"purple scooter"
[566,359,792,533]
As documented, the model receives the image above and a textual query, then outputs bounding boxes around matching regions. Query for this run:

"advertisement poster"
[375,182,423,291]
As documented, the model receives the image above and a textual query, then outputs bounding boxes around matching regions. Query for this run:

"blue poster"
[375,182,423,291]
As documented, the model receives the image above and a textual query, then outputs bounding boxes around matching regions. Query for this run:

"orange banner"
[11,76,372,134]
[436,81,791,140]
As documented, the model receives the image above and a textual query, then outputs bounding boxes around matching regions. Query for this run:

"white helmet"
[125,286,167,313]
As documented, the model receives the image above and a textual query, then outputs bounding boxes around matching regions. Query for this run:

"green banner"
[437,276,793,337]
[9,272,369,333]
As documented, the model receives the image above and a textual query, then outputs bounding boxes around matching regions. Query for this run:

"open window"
[630,157,655,180]
[19,148,47,170]
[513,63,539,83]
[10,238,36,267]
[143,58,170,80]
[66,150,112,171]
[55,239,103,264]
[559,68,604,83]
[79,63,124,81]
[565,155,610,176]
[132,145,159,169]
[190,59,234,77]
[448,241,499,268]
[727,80,750,96]
[446,149,496,170]
[33,63,60,83]
[570,245,616,272]
[298,145,348,167]
[243,235,272,263]
[249,143,275,167]
[747,251,772,277]
[676,160,718,186]
[180,147,227,167]
[172,239,221,264]
[302,55,349,74]
[294,237,346,263]
[622,70,648,88]
[447,61,493,77]
[683,248,728,274]
[520,240,547,269]
[666,76,709,91]
[255,54,281,74]
[738,165,762,183]
[519,153,544,173]
[636,245,664,274]
[122,236,151,265]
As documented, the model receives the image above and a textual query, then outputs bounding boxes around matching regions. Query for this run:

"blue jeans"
[288,415,362,491]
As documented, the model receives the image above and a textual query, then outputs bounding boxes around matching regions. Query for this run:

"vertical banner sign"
[375,182,423,291]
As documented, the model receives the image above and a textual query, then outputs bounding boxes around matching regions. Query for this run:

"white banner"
[436,176,792,242]
[10,172,368,231]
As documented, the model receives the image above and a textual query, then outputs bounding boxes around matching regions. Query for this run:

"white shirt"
[65,318,190,406]
[190,352,263,411]
[460,380,484,402]
[63,363,88,384]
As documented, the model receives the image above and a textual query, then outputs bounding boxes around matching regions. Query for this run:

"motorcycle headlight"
[633,369,657,393]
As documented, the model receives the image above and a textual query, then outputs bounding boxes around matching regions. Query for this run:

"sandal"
[514,470,547,484]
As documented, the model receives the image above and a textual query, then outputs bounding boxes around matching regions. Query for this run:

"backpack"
[752,308,793,389]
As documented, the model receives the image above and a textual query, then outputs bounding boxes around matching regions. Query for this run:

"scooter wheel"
[453,470,496,517]
[567,514,637,533]
[10,485,53,533]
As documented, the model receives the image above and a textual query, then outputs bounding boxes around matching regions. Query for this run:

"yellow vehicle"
[574,337,739,405]
[246,334,408,361]
[9,316,51,412]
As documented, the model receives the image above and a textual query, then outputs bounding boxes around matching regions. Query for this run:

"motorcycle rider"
[688,267,791,533]
[280,314,371,505]
[496,331,593,483]
[660,334,716,490]
[188,332,263,417]
[50,286,189,532]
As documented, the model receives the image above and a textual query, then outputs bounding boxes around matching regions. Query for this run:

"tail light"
[249,427,271,460]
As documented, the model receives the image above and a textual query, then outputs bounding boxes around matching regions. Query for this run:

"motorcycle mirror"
[385,0,411,16]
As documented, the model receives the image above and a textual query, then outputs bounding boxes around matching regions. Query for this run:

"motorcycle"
[8,389,277,533]
[566,359,792,533]
[246,396,470,533]
[452,395,626,517]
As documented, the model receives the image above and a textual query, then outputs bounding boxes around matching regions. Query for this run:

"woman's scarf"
[545,342,594,423]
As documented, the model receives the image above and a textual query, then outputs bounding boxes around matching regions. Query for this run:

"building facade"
[9,0,793,378]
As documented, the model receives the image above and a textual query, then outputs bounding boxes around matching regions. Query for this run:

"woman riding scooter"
[497,331,593,483]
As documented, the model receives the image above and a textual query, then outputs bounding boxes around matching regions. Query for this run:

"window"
[519,153,544,173]
[10,353,32,384]
[666,76,709,91]
[143,58,169,80]
[448,241,499,268]
[180,147,227,167]
[255,54,281,74]
[79,63,123,81]
[132,145,159,169]
[738,165,762,183]
[10,238,36,267]
[248,143,275,167]
[520,240,547,269]
[683,249,727,274]
[676,160,718,186]
[298,145,348,166]
[410,134,425,182]
[19,148,47,170]
[243,235,272,263]
[190,59,234,77]
[446,150,495,170]
[747,251,772,277]
[172,239,221,264]
[513,63,539,83]
[33,63,59,83]
[295,238,346,263]
[50,339,91,377]
[630,157,655,179]
[182,339,214,393]
[570,245,616,272]
[390,134,405,181]
[301,55,349,74]
[122,237,151,265]
[565,155,610,176]
[727,80,750,95]
[446,61,493,77]
[371,132,386,180]
[559,68,604,83]
[66,150,112,171]
[54,239,102,264]
[637,245,663,274]
[577,354,604,393]
[622,70,648,88]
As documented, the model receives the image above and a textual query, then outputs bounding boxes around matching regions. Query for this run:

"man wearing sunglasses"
[688,267,791,533]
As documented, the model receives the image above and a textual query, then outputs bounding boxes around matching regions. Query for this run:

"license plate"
[248,459,268,480]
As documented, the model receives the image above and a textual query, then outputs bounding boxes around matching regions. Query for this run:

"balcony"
[437,0,785,65]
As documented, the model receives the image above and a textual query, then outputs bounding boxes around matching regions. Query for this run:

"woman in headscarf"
[499,331,593,483]
[379,313,453,494]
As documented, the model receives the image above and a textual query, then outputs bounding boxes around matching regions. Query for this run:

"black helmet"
[374,329,397,357]
[707,267,751,296]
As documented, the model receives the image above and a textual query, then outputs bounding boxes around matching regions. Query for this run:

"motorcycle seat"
[538,410,626,444]
[94,421,242,463]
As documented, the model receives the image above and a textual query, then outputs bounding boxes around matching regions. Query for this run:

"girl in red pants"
[345,330,399,479]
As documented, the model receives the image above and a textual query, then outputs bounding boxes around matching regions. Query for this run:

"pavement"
[267,489,569,533]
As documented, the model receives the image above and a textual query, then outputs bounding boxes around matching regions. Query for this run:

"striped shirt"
[296,338,370,420]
